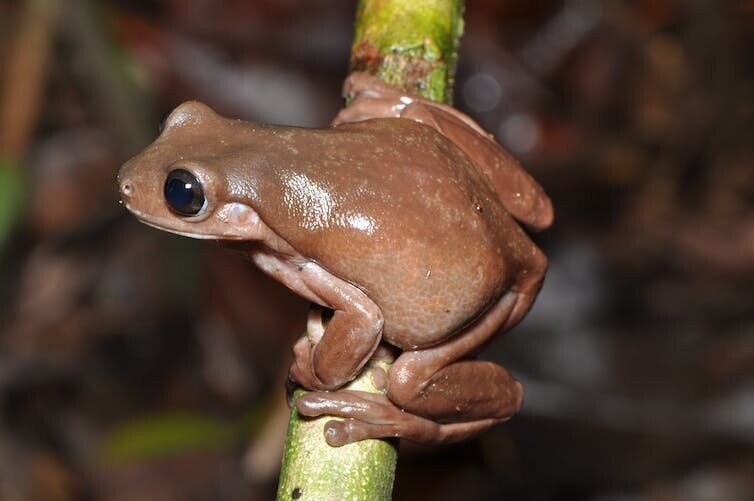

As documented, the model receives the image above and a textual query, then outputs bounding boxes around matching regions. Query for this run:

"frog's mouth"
[141,218,224,240]
[123,203,223,240]
[122,201,264,242]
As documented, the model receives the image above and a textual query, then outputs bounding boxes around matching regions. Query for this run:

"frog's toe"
[327,415,503,446]
[296,390,442,444]
[296,390,396,422]
[332,93,402,126]
[322,419,398,447]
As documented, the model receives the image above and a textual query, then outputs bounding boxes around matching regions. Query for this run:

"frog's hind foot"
[296,390,503,447]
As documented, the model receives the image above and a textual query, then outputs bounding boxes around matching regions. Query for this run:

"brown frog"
[118,72,553,446]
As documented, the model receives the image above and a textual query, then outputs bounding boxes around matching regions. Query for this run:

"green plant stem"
[351,0,465,103]
[277,360,397,501]
[276,1,464,500]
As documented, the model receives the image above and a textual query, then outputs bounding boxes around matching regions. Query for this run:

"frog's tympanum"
[118,73,553,446]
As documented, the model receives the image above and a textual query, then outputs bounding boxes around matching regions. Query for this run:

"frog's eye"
[164,169,206,216]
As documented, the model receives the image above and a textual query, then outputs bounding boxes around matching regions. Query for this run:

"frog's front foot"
[296,390,504,447]
[332,73,410,126]
[285,265,384,391]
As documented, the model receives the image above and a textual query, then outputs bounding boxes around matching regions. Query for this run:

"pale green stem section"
[276,1,465,500]
[276,360,397,501]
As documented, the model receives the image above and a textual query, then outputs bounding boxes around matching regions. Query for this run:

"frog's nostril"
[120,180,134,197]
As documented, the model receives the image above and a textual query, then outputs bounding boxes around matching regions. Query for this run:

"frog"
[118,72,553,446]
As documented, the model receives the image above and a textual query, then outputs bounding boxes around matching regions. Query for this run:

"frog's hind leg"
[399,102,553,232]
[332,72,552,231]
[384,290,526,424]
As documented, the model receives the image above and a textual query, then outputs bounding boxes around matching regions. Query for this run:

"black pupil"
[164,169,205,216]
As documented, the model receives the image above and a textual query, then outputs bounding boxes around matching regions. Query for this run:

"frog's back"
[245,119,527,348]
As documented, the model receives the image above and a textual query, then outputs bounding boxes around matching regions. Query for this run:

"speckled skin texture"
[118,73,552,445]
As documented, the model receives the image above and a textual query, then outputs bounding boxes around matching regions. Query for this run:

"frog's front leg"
[252,252,383,390]
[293,263,384,390]
[297,291,527,446]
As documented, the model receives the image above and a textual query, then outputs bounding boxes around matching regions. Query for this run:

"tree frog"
[118,72,553,446]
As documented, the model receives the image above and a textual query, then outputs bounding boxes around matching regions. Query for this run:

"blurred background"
[0,0,752,499]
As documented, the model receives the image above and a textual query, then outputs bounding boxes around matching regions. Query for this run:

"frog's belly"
[363,251,509,350]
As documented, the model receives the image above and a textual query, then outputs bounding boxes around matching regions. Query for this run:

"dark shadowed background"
[0,0,752,499]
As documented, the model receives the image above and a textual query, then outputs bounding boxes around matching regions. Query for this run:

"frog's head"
[118,101,264,241]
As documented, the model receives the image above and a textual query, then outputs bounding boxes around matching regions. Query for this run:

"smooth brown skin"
[118,72,552,446]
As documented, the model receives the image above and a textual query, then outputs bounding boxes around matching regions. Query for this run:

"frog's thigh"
[298,263,384,388]
[297,390,503,446]
[401,101,554,232]
[387,291,524,423]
